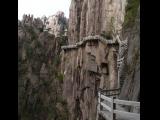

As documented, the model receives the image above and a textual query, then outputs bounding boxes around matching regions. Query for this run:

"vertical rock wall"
[119,5,140,102]
[68,0,127,44]
[61,40,119,120]
[61,0,141,119]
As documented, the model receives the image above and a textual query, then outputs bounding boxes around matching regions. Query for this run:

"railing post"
[99,91,101,111]
[111,96,116,120]
[96,91,99,120]
[113,97,116,120]
[96,90,101,120]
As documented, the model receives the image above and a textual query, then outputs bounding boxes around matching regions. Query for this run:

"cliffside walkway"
[61,35,118,50]
[96,89,140,120]
[61,35,137,120]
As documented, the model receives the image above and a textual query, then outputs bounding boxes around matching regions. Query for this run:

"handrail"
[114,110,140,119]
[98,93,112,102]
[98,88,121,97]
[98,88,120,92]
[117,57,124,62]
[61,35,118,50]
[97,91,140,120]
[114,99,140,106]
[101,102,112,112]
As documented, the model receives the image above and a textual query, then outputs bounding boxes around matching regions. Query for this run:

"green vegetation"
[18,19,69,120]
[100,31,113,39]
[123,0,139,28]
[57,73,64,84]
[53,55,61,65]
[25,25,38,40]
[59,36,68,46]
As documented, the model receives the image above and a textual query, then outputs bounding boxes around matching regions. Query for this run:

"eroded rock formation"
[61,38,119,120]
[61,0,140,119]
[18,0,140,119]
[68,0,127,44]
[45,11,68,37]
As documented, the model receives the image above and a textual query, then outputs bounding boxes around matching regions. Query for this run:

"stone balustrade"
[61,35,117,50]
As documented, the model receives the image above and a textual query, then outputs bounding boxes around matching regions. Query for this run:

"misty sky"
[18,0,71,20]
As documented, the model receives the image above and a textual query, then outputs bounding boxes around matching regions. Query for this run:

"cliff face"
[68,0,127,44]
[61,0,140,119]
[119,4,140,102]
[45,11,68,37]
[18,0,140,119]
[61,39,119,120]
[61,0,128,120]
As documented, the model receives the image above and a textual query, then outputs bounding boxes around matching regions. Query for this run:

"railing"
[117,57,124,69]
[97,90,140,120]
[61,35,118,50]
[98,88,121,97]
